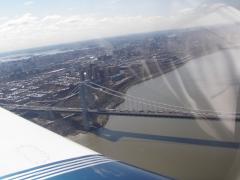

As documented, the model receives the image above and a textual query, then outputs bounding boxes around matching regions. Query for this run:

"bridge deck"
[1,104,239,121]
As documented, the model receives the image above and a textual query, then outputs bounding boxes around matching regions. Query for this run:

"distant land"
[0,24,240,135]
[1,24,238,63]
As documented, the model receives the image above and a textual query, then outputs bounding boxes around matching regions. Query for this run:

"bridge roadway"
[1,104,240,121]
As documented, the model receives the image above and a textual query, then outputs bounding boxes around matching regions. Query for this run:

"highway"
[1,104,239,121]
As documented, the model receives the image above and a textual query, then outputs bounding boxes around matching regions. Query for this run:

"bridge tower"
[79,71,91,130]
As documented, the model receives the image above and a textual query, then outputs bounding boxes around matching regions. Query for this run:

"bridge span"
[1,80,240,130]
[1,104,239,121]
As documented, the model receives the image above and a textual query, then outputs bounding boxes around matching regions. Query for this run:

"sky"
[0,0,240,52]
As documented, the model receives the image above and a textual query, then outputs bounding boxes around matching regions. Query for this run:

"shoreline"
[94,60,190,127]
[92,46,240,128]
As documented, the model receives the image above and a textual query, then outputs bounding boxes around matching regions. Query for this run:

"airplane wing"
[0,107,172,180]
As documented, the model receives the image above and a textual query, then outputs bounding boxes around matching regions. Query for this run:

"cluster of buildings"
[0,27,226,108]
[0,26,235,134]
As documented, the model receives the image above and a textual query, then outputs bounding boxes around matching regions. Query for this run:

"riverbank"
[94,57,192,127]
[67,47,240,179]
[93,45,240,128]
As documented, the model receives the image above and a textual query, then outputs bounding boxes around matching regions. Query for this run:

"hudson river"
[69,48,240,180]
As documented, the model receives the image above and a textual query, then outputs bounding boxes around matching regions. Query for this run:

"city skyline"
[0,0,239,52]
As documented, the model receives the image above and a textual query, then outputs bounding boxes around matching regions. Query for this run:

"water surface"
[69,48,240,180]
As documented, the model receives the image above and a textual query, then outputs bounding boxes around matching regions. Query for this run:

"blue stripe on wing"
[49,161,173,180]
[1,155,173,180]
[1,155,108,180]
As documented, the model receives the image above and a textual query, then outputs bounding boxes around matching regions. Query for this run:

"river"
[69,48,240,180]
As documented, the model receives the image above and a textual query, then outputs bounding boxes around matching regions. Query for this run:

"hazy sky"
[0,0,239,52]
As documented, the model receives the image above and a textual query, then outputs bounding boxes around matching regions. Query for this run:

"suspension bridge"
[1,76,240,130]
